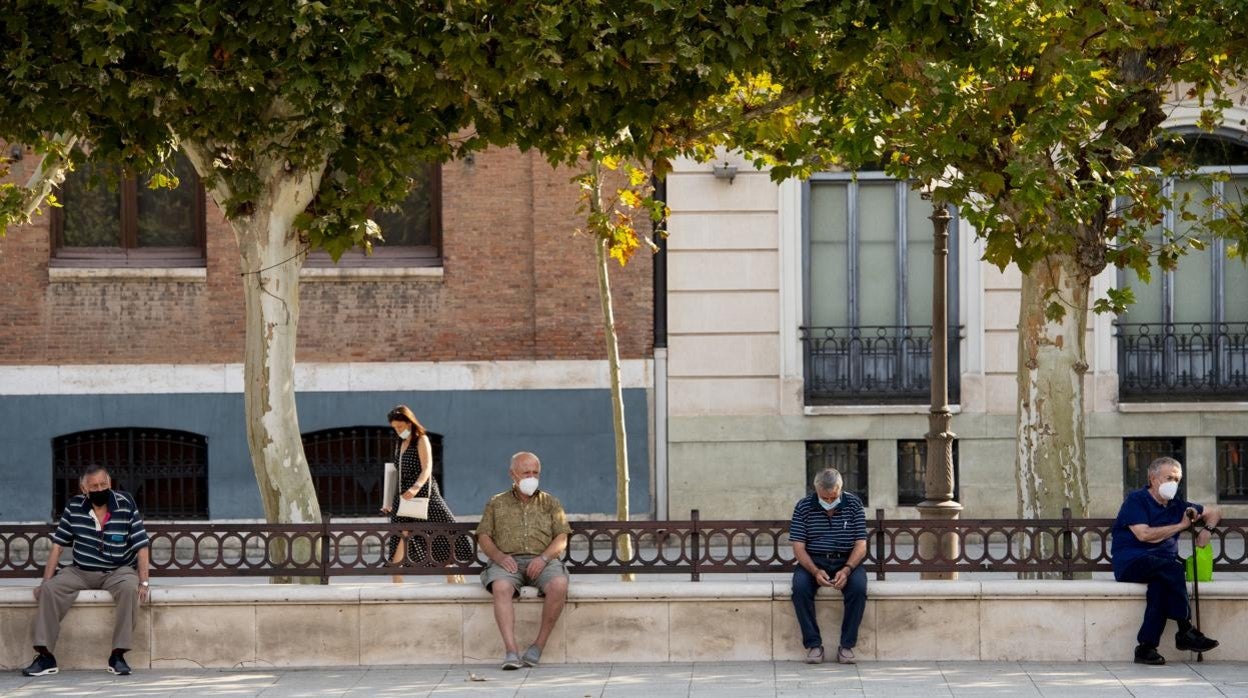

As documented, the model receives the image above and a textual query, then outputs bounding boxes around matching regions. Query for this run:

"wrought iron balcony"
[1116,322,1248,401]
[800,325,962,405]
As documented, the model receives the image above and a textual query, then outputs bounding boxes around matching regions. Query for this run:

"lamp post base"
[916,499,963,580]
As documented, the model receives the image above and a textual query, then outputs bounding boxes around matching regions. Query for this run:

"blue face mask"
[819,496,841,511]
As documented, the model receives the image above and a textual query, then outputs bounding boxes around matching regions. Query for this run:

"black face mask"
[87,489,111,507]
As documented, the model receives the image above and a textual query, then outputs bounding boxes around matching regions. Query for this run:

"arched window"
[1117,134,1248,400]
[302,426,444,517]
[52,428,209,519]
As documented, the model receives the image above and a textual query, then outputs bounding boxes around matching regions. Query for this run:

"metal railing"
[3,510,1245,583]
[800,325,962,404]
[1116,322,1248,401]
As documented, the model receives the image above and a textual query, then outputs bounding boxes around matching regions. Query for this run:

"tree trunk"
[1015,251,1092,579]
[589,159,635,581]
[184,141,326,583]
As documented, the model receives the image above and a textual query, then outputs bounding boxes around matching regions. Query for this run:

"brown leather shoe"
[837,646,856,664]
[804,646,824,664]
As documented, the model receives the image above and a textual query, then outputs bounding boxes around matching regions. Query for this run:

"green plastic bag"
[1185,544,1213,582]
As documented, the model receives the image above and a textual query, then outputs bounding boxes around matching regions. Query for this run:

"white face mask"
[517,477,540,496]
[819,497,841,511]
[397,429,411,440]
[1158,480,1180,501]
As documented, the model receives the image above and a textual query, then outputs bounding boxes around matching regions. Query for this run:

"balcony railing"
[1116,323,1248,401]
[800,325,962,404]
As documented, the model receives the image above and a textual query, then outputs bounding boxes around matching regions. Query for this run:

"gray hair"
[1148,456,1182,477]
[813,468,843,492]
[79,464,110,484]
[510,451,541,471]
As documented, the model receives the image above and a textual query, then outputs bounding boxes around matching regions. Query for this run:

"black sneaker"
[107,654,131,676]
[21,653,58,676]
[1134,644,1165,665]
[1176,627,1219,653]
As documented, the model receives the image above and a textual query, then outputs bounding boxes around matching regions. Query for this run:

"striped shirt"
[788,491,867,555]
[52,491,150,572]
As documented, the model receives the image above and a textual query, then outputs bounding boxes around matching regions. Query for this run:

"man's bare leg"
[533,576,567,650]
[491,581,519,653]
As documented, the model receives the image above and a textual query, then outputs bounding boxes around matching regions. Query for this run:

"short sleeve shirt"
[788,491,868,555]
[52,491,151,572]
[476,489,572,556]
[1111,487,1202,574]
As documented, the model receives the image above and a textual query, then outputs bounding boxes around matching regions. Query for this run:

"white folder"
[382,462,397,507]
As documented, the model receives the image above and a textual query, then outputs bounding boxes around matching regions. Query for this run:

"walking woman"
[382,405,469,583]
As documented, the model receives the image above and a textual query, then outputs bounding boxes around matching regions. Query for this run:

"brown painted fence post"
[691,509,700,582]
[1061,507,1074,580]
[875,508,886,581]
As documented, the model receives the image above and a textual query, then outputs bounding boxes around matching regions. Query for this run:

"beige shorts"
[480,555,568,596]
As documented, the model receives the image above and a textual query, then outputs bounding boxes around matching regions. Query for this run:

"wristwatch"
[139,581,150,587]
[539,555,550,563]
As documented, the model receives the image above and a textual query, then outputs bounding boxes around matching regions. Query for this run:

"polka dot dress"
[387,436,473,565]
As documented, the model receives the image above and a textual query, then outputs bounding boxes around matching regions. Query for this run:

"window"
[897,439,960,506]
[304,164,442,267]
[806,440,869,505]
[802,173,960,404]
[302,426,443,517]
[1116,135,1248,401]
[52,428,208,520]
[50,153,206,267]
[1122,437,1186,502]
[1217,437,1248,502]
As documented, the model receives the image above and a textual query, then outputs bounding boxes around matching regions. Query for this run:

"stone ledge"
[3,580,1246,668]
[6,579,1247,606]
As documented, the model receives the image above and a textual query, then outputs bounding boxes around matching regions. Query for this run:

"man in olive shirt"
[476,451,572,670]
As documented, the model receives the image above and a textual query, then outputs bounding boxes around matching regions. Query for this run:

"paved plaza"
[2,661,1246,697]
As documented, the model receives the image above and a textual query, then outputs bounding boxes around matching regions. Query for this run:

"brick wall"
[0,147,654,364]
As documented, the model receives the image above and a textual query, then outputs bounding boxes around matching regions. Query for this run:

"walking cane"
[1186,509,1206,663]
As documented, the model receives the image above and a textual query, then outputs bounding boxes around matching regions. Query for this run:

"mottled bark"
[1016,250,1092,578]
[184,140,326,582]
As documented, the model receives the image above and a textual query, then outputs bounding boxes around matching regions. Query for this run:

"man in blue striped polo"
[22,465,151,678]
[789,467,868,665]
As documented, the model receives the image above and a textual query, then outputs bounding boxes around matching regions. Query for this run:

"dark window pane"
[897,439,960,506]
[137,154,198,247]
[805,440,869,505]
[60,163,121,247]
[1217,438,1248,502]
[52,428,208,520]
[1122,437,1186,501]
[371,166,435,247]
[302,426,444,517]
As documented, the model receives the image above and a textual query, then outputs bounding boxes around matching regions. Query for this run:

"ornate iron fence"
[3,510,1245,583]
[800,325,962,404]
[1116,322,1248,401]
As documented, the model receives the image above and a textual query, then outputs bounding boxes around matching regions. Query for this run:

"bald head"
[510,451,541,477]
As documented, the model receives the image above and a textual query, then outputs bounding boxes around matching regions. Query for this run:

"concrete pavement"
[2,661,1246,696]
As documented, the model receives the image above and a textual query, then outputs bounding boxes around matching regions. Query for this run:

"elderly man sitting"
[1112,456,1220,665]
[789,467,868,665]
[475,451,571,670]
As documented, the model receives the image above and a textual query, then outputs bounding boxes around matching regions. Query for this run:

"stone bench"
[1,580,1245,670]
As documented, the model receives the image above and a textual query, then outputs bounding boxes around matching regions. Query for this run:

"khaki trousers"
[33,565,140,652]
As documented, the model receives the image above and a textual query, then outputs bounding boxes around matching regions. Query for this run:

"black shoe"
[21,653,58,676]
[1176,627,1219,653]
[1134,644,1165,665]
[107,654,131,676]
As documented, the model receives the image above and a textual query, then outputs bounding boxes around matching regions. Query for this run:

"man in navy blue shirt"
[22,465,151,678]
[1112,456,1220,665]
[789,468,867,665]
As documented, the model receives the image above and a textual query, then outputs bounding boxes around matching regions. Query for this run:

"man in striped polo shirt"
[789,467,868,665]
[22,465,151,678]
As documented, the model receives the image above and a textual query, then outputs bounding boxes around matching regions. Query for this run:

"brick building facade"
[0,146,655,521]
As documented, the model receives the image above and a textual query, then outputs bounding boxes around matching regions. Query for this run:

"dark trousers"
[1115,553,1190,646]
[791,556,867,650]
